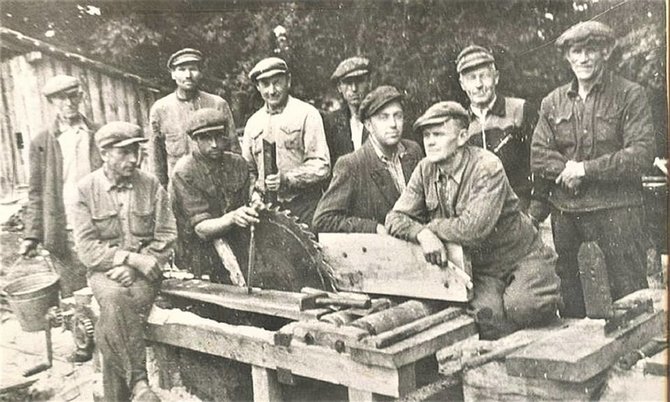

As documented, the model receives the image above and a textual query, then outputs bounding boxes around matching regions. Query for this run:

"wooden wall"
[0,50,163,197]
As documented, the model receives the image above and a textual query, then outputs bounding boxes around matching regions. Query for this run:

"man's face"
[102,144,140,178]
[194,131,228,161]
[565,43,610,82]
[171,62,202,92]
[49,91,82,120]
[255,74,291,109]
[459,64,499,108]
[422,119,468,164]
[337,75,371,111]
[364,101,404,148]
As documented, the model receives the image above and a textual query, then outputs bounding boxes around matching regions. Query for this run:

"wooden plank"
[8,57,32,181]
[124,81,139,125]
[348,314,476,368]
[69,64,95,122]
[644,349,668,376]
[290,320,369,352]
[114,77,129,122]
[86,69,105,124]
[320,233,472,302]
[146,307,407,397]
[505,309,665,382]
[463,359,608,402]
[578,241,613,318]
[100,74,119,121]
[160,279,330,320]
[251,365,283,402]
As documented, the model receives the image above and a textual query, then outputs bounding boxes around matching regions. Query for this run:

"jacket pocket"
[164,131,188,157]
[130,210,155,236]
[595,111,621,146]
[92,212,120,240]
[551,109,575,149]
[279,126,303,150]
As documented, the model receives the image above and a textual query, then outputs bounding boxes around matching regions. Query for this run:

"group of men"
[19,19,656,402]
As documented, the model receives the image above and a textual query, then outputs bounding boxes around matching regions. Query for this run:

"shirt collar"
[434,147,469,185]
[100,169,134,191]
[175,89,200,101]
[266,95,292,115]
[370,137,406,163]
[193,149,231,172]
[567,70,609,99]
[469,95,498,118]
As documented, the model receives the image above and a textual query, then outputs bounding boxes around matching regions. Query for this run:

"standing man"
[313,86,422,233]
[150,48,238,188]
[73,122,176,402]
[242,57,330,226]
[323,56,372,166]
[386,102,560,340]
[456,46,536,211]
[20,74,101,298]
[170,108,258,282]
[530,21,654,317]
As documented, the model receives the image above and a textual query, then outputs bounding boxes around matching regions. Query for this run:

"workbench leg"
[347,388,382,402]
[347,363,416,401]
[251,365,283,402]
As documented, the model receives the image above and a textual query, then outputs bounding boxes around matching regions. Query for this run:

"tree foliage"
[2,0,666,132]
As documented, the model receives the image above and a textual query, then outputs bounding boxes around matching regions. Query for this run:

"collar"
[57,115,87,133]
[567,70,609,99]
[53,113,89,136]
[370,137,405,163]
[100,168,134,191]
[265,95,292,115]
[193,149,231,172]
[469,95,499,118]
[434,147,469,186]
[175,88,200,101]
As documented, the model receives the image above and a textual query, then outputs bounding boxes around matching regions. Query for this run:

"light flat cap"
[358,85,403,121]
[187,108,228,138]
[43,75,80,98]
[331,56,371,82]
[167,48,203,69]
[249,57,289,82]
[413,101,469,132]
[95,122,147,149]
[456,45,495,74]
[556,21,615,49]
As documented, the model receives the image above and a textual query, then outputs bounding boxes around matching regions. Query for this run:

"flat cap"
[167,48,203,69]
[186,108,228,138]
[95,122,147,149]
[358,85,403,121]
[556,21,615,49]
[456,45,496,74]
[43,75,80,98]
[413,101,469,132]
[331,56,371,82]
[249,57,289,82]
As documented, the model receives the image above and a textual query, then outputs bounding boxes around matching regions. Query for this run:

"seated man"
[169,108,258,282]
[313,85,422,233]
[385,101,560,340]
[73,122,177,401]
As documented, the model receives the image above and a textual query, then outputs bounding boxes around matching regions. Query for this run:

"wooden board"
[160,279,330,321]
[505,309,666,382]
[319,233,472,302]
[644,349,668,376]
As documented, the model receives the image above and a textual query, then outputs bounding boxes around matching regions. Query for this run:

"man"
[313,86,422,233]
[386,101,560,340]
[456,45,536,211]
[170,108,258,281]
[150,48,238,188]
[530,21,654,318]
[73,122,176,402]
[20,74,102,298]
[242,57,330,226]
[323,56,372,166]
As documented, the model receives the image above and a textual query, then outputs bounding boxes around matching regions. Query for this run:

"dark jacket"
[323,107,369,167]
[24,116,101,257]
[313,139,423,233]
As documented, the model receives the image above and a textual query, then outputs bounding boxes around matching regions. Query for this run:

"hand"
[19,239,39,257]
[250,191,265,209]
[375,224,388,235]
[416,228,448,267]
[555,161,584,192]
[265,173,283,192]
[106,265,136,287]
[225,206,260,228]
[128,253,162,281]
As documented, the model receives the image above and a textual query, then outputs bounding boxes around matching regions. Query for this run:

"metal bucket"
[3,272,60,332]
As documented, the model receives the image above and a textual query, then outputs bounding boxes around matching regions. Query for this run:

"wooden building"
[0,27,168,198]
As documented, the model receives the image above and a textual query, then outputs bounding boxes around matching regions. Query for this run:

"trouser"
[279,186,323,230]
[469,235,561,340]
[89,272,159,402]
[551,206,649,318]
[50,231,88,298]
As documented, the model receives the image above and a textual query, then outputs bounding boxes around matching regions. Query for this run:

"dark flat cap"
[167,48,203,69]
[95,122,147,149]
[187,108,228,138]
[456,45,495,74]
[249,57,289,82]
[43,75,80,98]
[358,85,403,121]
[413,101,469,132]
[331,57,371,82]
[556,21,615,49]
